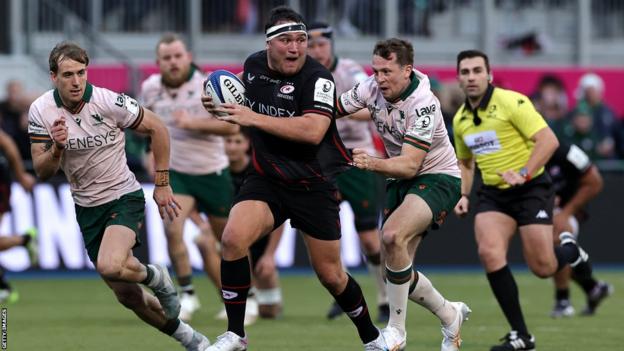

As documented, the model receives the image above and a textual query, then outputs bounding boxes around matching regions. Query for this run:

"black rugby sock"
[572,260,598,294]
[221,256,251,338]
[177,275,195,295]
[555,288,570,301]
[486,265,530,337]
[0,266,10,290]
[331,274,379,344]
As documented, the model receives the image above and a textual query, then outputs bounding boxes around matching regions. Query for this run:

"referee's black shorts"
[476,173,554,226]
[234,174,341,240]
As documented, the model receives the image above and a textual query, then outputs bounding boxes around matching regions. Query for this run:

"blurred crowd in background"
[2,70,623,181]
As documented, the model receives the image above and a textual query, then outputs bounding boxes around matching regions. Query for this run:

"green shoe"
[23,227,39,267]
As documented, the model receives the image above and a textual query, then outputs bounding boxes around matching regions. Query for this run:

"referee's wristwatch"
[519,167,531,181]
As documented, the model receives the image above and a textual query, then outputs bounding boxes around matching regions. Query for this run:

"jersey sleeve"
[403,99,440,152]
[508,94,548,139]
[28,102,52,144]
[300,69,335,120]
[564,144,592,174]
[452,107,473,160]
[336,76,373,116]
[99,88,145,129]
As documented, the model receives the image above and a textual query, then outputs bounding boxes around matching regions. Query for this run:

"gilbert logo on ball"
[204,70,246,111]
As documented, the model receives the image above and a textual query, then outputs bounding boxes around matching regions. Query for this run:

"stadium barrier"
[1,172,623,271]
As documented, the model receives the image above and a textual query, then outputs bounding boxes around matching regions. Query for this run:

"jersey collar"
[54,82,93,114]
[393,71,419,103]
[463,84,494,112]
[329,57,339,72]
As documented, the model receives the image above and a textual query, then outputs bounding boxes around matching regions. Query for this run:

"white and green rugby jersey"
[337,70,460,178]
[140,67,228,175]
[28,83,143,206]
[331,57,376,155]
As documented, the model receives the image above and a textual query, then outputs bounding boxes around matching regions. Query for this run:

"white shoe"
[382,326,406,351]
[441,301,471,351]
[206,331,247,351]
[180,293,201,322]
[244,296,259,326]
[364,329,389,350]
[185,330,211,351]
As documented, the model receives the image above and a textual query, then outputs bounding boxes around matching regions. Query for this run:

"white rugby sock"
[145,264,163,289]
[408,271,455,326]
[172,320,194,345]
[386,263,412,335]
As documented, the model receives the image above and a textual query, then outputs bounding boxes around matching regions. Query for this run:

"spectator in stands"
[0,80,33,164]
[437,82,465,144]
[562,108,605,161]
[570,73,622,159]
[531,74,569,138]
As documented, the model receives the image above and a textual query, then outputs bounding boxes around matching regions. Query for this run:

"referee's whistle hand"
[498,169,526,186]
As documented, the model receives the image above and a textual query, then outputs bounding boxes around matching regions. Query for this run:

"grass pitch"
[2,269,622,350]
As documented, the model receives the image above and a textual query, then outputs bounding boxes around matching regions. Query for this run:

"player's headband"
[266,22,307,41]
[308,26,333,42]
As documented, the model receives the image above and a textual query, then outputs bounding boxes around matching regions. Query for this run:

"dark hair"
[264,6,305,31]
[456,50,490,73]
[49,41,89,73]
[156,32,188,54]
[373,38,414,67]
[537,74,565,90]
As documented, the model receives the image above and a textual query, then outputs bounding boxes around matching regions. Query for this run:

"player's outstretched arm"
[30,117,66,181]
[0,130,35,190]
[133,108,180,221]
[344,108,371,121]
[352,143,425,179]
[172,108,240,135]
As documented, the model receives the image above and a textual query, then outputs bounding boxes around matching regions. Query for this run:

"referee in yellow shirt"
[452,50,594,351]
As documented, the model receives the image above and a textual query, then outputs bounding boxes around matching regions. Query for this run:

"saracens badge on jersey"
[280,84,295,94]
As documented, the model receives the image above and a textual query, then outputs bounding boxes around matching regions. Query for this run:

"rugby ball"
[204,70,246,107]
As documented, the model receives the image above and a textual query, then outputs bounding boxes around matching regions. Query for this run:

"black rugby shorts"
[476,173,554,226]
[234,174,342,240]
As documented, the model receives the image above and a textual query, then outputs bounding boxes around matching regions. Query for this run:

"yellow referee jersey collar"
[463,84,495,112]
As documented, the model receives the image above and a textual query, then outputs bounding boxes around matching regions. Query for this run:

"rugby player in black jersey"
[202,6,388,351]
[545,143,613,318]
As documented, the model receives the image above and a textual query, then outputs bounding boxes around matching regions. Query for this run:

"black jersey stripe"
[129,107,145,129]
[303,109,332,120]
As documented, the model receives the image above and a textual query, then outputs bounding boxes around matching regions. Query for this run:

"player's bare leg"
[304,235,382,347]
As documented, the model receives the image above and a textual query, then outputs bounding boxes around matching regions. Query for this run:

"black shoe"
[377,303,390,323]
[326,301,343,320]
[581,281,614,316]
[490,331,536,351]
